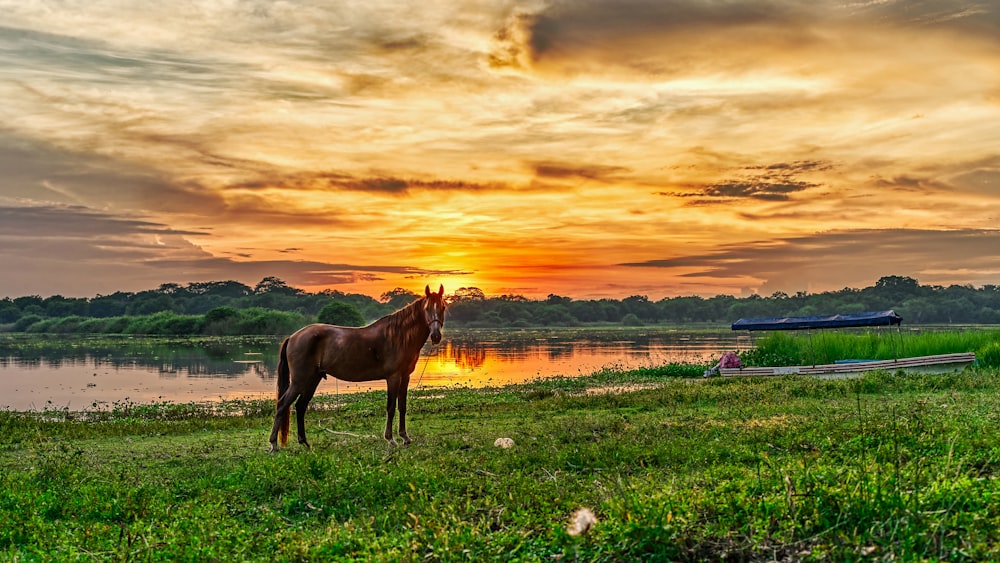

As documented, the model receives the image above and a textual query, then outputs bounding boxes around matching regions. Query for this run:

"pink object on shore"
[719,351,742,368]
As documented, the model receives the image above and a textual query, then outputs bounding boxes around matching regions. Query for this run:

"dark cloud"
[682,160,829,202]
[488,1,812,73]
[701,179,816,201]
[530,161,630,182]
[370,34,430,54]
[489,1,1000,75]
[525,0,778,58]
[228,172,507,195]
[621,228,1000,294]
[873,175,955,192]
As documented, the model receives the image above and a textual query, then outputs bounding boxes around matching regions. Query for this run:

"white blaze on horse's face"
[424,284,446,344]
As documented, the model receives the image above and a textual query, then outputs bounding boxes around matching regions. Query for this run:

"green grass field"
[3,359,1000,561]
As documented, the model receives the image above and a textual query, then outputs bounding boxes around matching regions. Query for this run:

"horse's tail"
[276,337,291,447]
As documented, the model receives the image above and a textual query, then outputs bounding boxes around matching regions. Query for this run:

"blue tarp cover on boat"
[731,310,903,331]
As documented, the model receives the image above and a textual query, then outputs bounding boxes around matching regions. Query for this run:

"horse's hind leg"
[268,389,298,453]
[295,385,317,449]
[397,375,412,445]
[384,376,399,445]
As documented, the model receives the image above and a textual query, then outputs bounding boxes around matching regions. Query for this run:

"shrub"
[317,301,365,326]
[203,306,242,336]
[236,308,304,335]
[162,315,204,335]
[101,317,131,334]
[124,311,201,335]
[13,315,44,332]
[621,313,644,327]
[739,332,802,367]
[48,316,88,334]
[977,341,1000,369]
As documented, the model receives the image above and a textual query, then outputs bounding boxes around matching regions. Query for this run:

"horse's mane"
[380,296,428,353]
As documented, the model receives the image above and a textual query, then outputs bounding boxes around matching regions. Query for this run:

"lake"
[0,328,747,411]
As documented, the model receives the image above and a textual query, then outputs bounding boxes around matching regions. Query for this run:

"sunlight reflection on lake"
[0,329,748,411]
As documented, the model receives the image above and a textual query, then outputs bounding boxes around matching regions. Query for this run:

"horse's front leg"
[384,375,399,446]
[397,374,412,445]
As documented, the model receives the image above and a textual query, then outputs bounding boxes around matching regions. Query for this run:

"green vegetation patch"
[742,328,1000,368]
[3,364,1000,561]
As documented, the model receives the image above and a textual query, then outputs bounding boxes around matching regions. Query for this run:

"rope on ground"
[415,354,431,389]
[316,418,377,439]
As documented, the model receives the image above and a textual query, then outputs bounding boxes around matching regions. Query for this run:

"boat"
[720,310,976,378]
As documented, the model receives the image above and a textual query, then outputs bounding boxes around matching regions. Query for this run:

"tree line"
[445,276,1000,327]
[1,275,999,335]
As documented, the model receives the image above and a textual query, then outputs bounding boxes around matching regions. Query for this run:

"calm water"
[0,329,748,411]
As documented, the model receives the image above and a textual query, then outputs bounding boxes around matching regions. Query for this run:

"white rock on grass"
[493,437,515,448]
[567,507,598,536]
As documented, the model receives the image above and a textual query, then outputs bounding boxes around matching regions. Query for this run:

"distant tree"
[156,283,185,295]
[546,294,572,306]
[20,304,45,317]
[870,275,922,307]
[44,295,89,317]
[13,295,43,310]
[623,295,656,322]
[0,303,19,324]
[317,301,365,326]
[128,293,177,316]
[452,287,486,302]
[90,292,130,318]
[537,304,578,326]
[187,280,252,298]
[380,288,419,309]
[254,276,302,296]
[875,275,919,291]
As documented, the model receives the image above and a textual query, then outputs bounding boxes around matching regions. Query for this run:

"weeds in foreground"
[2,367,1000,561]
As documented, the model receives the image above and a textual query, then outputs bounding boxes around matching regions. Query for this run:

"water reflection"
[0,329,746,410]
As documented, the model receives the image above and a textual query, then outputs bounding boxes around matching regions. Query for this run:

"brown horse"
[268,284,446,452]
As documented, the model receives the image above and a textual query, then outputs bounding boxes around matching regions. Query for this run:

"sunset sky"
[2,0,999,300]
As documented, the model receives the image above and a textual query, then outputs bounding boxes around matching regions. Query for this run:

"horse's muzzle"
[430,329,442,345]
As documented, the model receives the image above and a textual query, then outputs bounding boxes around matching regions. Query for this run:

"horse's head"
[424,284,446,344]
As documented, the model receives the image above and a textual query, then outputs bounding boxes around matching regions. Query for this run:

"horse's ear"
[425,284,431,297]
[438,284,444,297]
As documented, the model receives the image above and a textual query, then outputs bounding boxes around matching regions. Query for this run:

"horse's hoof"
[268,444,279,453]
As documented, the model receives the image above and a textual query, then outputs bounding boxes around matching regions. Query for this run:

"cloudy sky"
[2,0,999,300]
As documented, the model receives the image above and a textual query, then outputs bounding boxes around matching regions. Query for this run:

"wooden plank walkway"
[720,352,976,378]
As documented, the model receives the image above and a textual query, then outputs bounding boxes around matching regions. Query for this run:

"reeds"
[741,328,1000,368]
